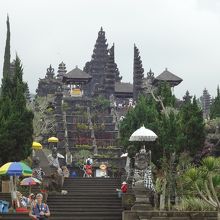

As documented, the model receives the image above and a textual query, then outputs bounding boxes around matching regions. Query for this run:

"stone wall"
[123,210,217,220]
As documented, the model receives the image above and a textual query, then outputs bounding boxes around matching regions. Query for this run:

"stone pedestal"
[131,181,152,211]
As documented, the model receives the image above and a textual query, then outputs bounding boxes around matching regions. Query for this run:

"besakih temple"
[36,27,183,100]
[35,27,184,175]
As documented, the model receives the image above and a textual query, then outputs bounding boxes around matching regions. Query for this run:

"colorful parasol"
[0,162,32,176]
[20,177,41,193]
[20,177,41,186]
[32,142,43,150]
[48,137,59,143]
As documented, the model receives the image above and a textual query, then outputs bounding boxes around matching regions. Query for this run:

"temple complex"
[36,27,182,101]
[35,27,183,172]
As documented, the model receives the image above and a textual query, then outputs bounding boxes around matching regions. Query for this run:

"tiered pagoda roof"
[115,82,133,93]
[62,66,92,84]
[154,68,182,87]
[133,44,144,100]
[104,45,116,97]
[57,61,67,79]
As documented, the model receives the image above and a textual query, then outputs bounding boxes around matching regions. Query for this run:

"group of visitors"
[16,191,35,209]
[15,191,50,219]
[115,98,136,109]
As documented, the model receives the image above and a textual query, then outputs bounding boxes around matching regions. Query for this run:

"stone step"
[0,213,122,220]
[52,177,122,218]
[49,208,122,212]
[63,177,121,181]
[48,193,118,197]
[49,202,121,207]
[62,184,120,186]
[48,197,120,202]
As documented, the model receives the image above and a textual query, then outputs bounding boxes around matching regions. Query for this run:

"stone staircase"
[0,177,122,219]
[47,177,122,220]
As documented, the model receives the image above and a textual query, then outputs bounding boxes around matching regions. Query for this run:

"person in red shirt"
[84,159,92,177]
[121,181,128,193]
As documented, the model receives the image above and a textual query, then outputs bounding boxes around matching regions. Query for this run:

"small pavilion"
[153,68,183,88]
[62,66,92,97]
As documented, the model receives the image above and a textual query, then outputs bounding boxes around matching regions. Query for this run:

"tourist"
[29,193,50,220]
[27,193,36,209]
[86,156,93,165]
[121,181,128,193]
[84,158,93,177]
[84,163,92,177]
[116,181,128,198]
[16,191,28,208]
[62,166,70,178]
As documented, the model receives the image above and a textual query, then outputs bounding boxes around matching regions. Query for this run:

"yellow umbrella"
[32,142,42,150]
[48,137,59,143]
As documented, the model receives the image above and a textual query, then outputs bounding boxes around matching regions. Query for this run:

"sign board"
[95,169,107,177]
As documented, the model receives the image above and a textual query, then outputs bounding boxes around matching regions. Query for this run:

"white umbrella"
[129,125,158,142]
[120,153,128,158]
[48,153,65,159]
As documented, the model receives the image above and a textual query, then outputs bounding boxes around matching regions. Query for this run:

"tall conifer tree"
[0,18,33,164]
[180,94,205,156]
[3,15,10,78]
[1,16,13,99]
[210,85,220,119]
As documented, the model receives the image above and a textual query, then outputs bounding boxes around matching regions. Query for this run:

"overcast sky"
[0,0,220,99]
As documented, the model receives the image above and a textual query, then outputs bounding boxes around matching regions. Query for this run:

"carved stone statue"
[132,148,149,187]
[131,147,153,211]
[134,148,148,170]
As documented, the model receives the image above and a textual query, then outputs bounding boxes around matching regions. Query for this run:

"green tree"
[1,16,13,99]
[0,32,34,164]
[119,95,160,159]
[157,82,176,108]
[183,157,220,218]
[180,94,205,156]
[3,15,10,79]
[210,85,220,119]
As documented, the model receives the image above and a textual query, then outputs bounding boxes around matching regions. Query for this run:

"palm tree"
[183,157,220,219]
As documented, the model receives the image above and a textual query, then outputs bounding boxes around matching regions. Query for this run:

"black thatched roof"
[63,66,92,83]
[154,68,182,86]
[115,82,133,93]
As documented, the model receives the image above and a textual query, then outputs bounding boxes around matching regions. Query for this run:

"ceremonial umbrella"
[48,137,59,143]
[32,142,42,150]
[32,142,43,157]
[20,177,41,193]
[129,125,158,142]
[129,125,158,166]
